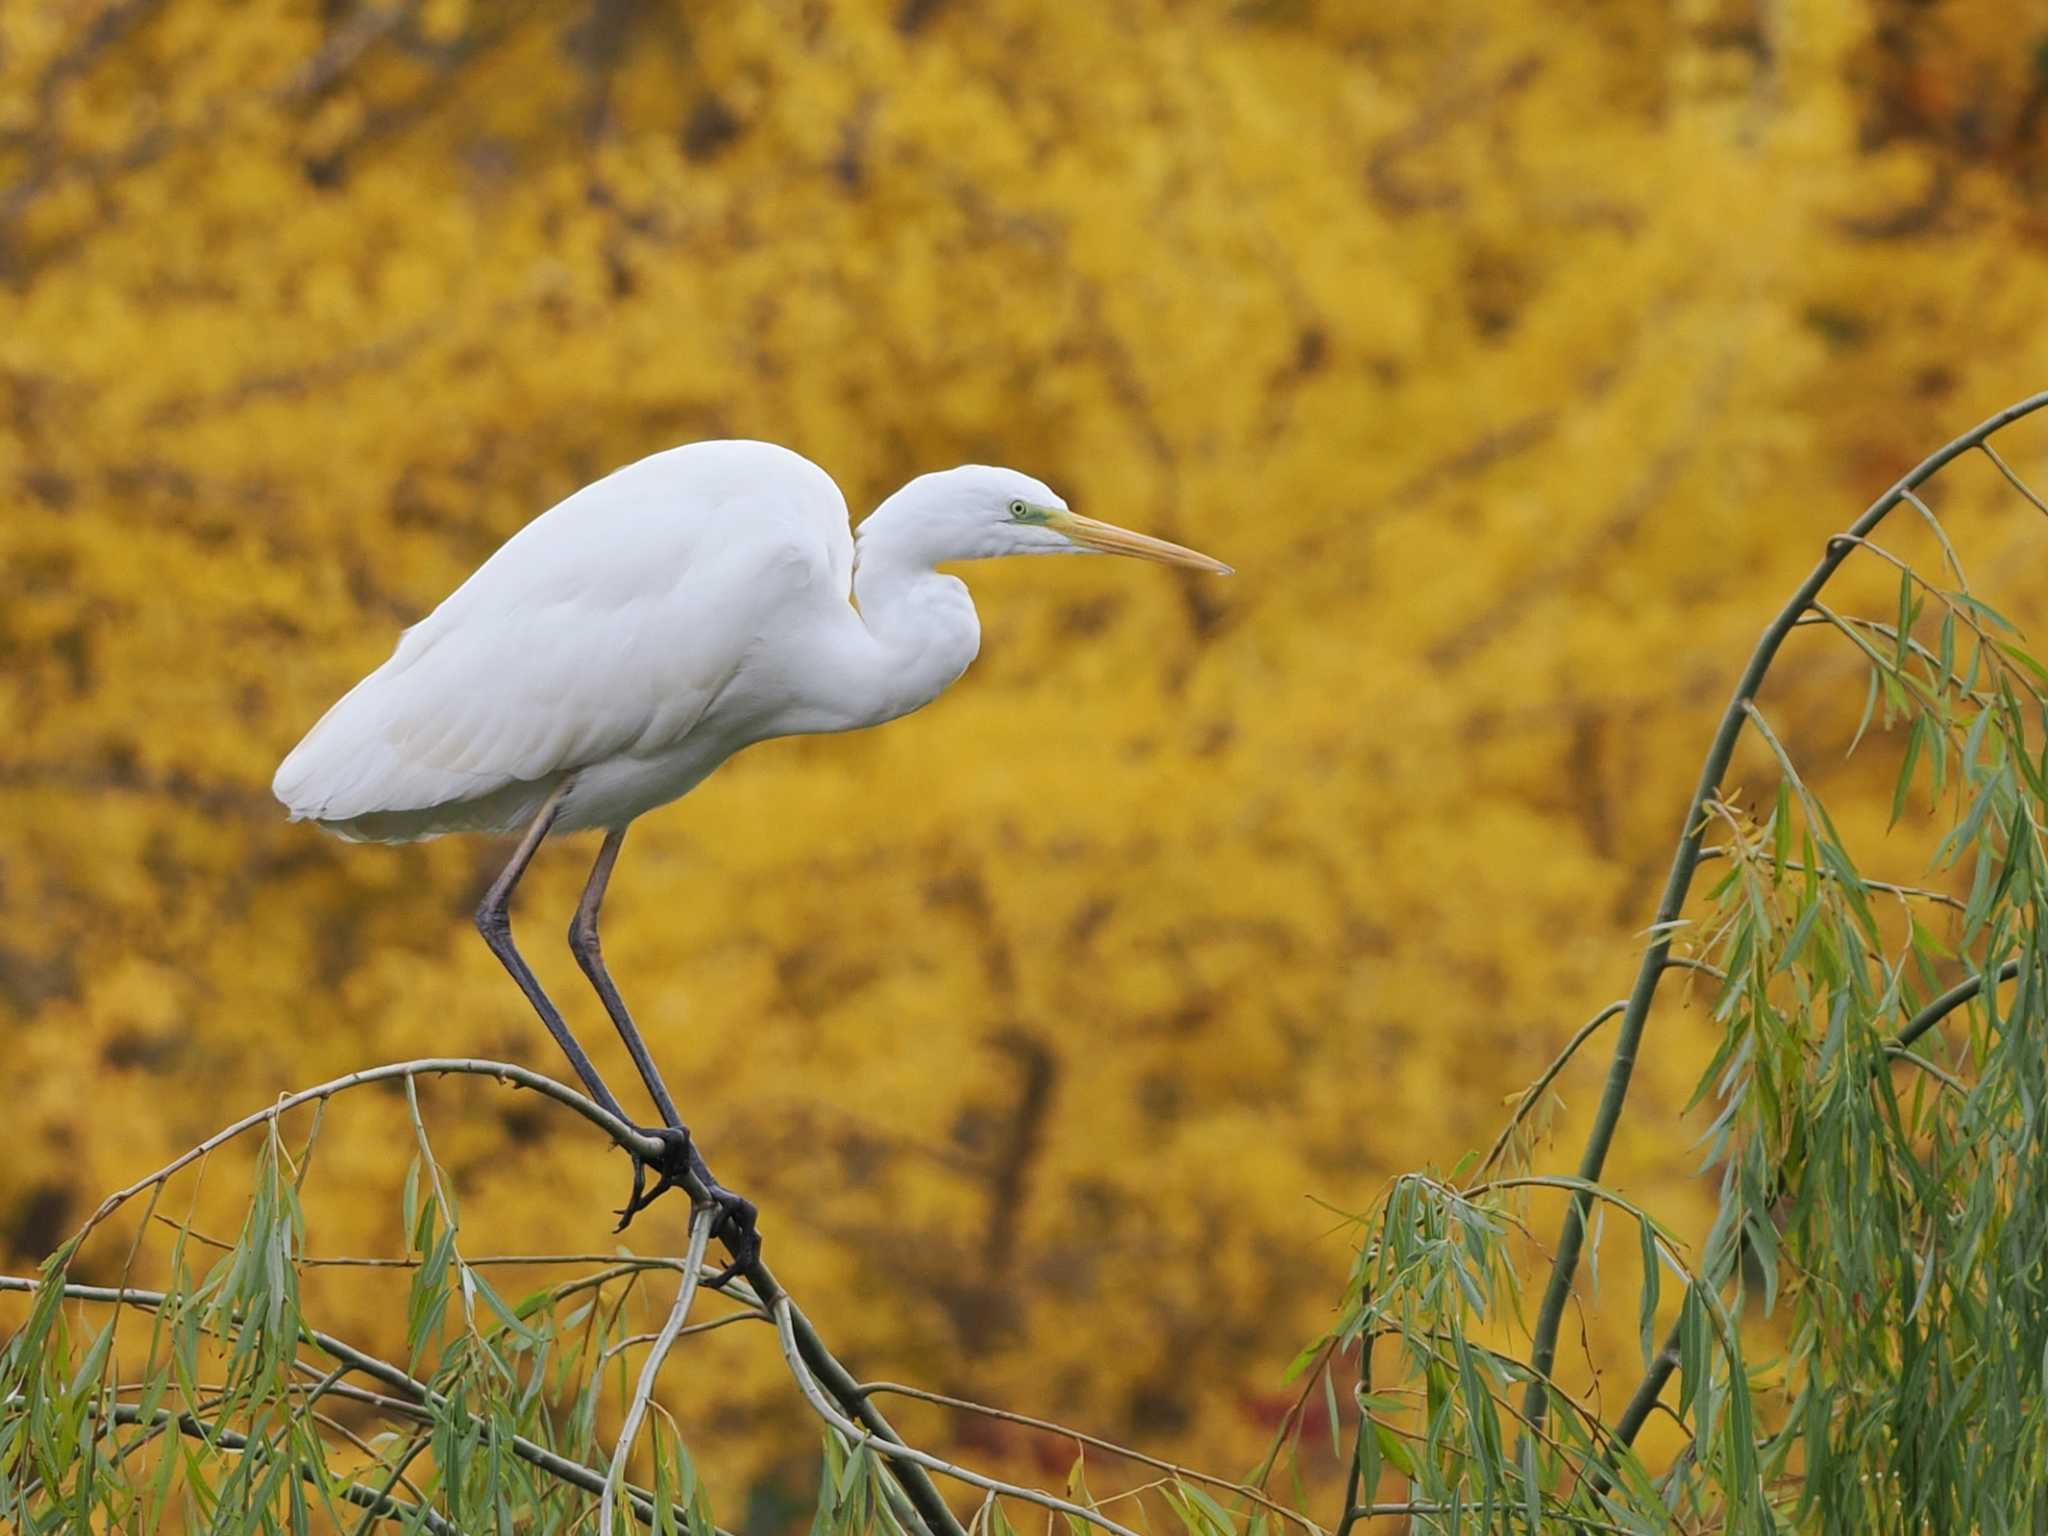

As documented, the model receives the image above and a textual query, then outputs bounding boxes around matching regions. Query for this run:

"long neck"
[841,519,982,727]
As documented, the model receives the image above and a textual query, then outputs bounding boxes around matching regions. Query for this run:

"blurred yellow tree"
[8,0,2048,1510]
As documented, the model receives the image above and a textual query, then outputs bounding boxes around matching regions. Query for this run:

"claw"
[699,1185,760,1289]
[619,1149,650,1222]
[611,1125,762,1284]
[615,1125,694,1231]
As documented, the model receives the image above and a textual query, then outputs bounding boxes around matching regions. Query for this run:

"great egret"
[274,439,1231,1266]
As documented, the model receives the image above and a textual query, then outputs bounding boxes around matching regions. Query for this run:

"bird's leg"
[569,826,760,1276]
[476,780,637,1125]
[476,799,709,1248]
[569,827,684,1124]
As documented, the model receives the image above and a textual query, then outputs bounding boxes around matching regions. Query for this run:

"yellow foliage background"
[8,0,2048,1515]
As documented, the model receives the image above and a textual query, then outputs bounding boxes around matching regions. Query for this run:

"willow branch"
[1695,843,1966,912]
[1883,1044,1965,1094]
[600,1203,716,1536]
[59,1057,664,1262]
[1474,960,1725,1188]
[1517,389,2048,1437]
[3,1394,462,1536]
[595,1309,770,1368]
[1980,441,2048,518]
[46,1056,967,1536]
[773,1297,1140,1536]
[1350,1504,1639,1535]
[1331,1317,1374,1536]
[1795,608,2005,716]
[1895,959,2019,1054]
[857,1381,1326,1536]
[764,1287,966,1536]
[348,1429,437,1536]
[0,1275,676,1529]
[1474,1000,1626,1182]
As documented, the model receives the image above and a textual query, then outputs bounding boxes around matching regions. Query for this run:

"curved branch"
[768,1289,966,1536]
[60,1057,663,1262]
[594,1308,772,1368]
[1895,959,2020,1054]
[600,1204,716,1535]
[1519,389,2048,1435]
[1980,442,2048,519]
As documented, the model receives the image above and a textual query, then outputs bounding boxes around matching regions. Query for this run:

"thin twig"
[547,1260,715,1308]
[1662,953,1726,983]
[1901,488,1968,590]
[595,1308,772,1368]
[305,1250,703,1270]
[1473,1000,1625,1183]
[1979,441,2048,519]
[1883,1044,1965,1094]
[1331,1321,1373,1536]
[765,1290,966,1536]
[1474,956,1727,1188]
[348,1430,437,1536]
[600,1204,715,1535]
[1351,1503,1639,1534]
[1819,534,2009,676]
[1797,607,2003,715]
[1695,842,1966,911]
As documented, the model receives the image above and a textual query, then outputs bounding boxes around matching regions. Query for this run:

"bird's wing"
[274,441,851,826]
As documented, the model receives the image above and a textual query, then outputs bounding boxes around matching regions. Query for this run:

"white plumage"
[276,438,1227,843]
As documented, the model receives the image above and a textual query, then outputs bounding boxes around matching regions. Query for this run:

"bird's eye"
[1008,499,1028,518]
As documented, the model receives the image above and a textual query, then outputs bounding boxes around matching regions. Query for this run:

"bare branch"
[60,1057,666,1264]
[600,1203,716,1535]
[1473,999,1625,1183]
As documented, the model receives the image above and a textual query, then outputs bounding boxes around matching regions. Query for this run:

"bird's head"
[860,465,1233,575]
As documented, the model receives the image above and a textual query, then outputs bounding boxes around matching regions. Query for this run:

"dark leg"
[475,781,629,1121]
[475,786,697,1234]
[568,826,760,1273]
[569,828,681,1124]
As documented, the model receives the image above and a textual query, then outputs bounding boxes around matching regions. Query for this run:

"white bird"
[274,439,1231,1264]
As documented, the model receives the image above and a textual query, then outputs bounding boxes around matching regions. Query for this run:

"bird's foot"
[614,1126,761,1289]
[698,1181,760,1290]
[616,1125,695,1230]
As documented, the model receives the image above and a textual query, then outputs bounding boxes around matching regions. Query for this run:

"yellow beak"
[1050,511,1234,575]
